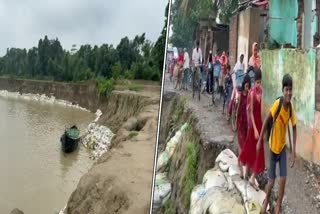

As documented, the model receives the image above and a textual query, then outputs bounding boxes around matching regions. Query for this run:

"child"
[239,68,265,189]
[173,62,183,90]
[236,74,251,176]
[257,74,297,214]
[222,64,232,112]
[228,54,245,119]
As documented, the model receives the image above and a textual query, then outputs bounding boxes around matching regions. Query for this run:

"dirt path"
[163,72,320,213]
[163,73,235,148]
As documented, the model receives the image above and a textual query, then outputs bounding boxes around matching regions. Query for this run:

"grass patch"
[163,199,173,214]
[173,97,187,125]
[182,142,198,208]
[128,131,139,139]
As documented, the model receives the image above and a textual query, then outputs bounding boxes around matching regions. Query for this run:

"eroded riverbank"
[0,78,160,214]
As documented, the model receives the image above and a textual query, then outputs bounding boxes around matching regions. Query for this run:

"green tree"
[112,61,123,80]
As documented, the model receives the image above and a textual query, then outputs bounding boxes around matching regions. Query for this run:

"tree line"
[0,33,164,82]
[0,2,168,96]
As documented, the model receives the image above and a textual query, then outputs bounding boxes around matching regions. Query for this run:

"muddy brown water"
[0,96,96,214]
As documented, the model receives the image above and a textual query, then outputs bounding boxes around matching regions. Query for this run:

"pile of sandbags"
[156,123,188,171]
[82,123,114,159]
[153,123,188,212]
[189,149,267,214]
[0,90,88,111]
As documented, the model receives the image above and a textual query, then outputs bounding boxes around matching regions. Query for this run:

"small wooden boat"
[60,125,80,153]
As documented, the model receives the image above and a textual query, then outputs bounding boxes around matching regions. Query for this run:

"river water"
[0,95,96,214]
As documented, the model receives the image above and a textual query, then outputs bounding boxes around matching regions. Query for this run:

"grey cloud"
[0,0,167,55]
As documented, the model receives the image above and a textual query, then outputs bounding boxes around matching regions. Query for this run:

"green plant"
[174,97,187,124]
[182,142,198,208]
[163,200,173,214]
[97,77,114,96]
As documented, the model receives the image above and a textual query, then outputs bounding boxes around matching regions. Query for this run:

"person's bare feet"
[239,165,244,179]
[261,198,268,214]
[273,205,281,214]
[249,177,259,191]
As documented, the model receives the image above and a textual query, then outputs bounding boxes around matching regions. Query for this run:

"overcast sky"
[0,0,167,56]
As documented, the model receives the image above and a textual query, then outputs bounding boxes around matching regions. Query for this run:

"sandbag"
[153,173,172,207]
[203,168,226,190]
[215,149,238,172]
[189,184,206,214]
[156,151,170,172]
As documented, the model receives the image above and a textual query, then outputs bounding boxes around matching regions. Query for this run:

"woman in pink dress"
[239,68,265,190]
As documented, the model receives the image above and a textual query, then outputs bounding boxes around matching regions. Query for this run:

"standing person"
[213,49,221,91]
[257,74,297,214]
[228,54,245,119]
[248,42,261,70]
[192,41,203,86]
[192,41,202,70]
[239,69,265,190]
[173,61,183,90]
[223,64,233,113]
[169,53,174,82]
[177,48,184,65]
[236,74,251,173]
[206,50,214,94]
[213,49,221,64]
[219,51,228,97]
[182,48,190,90]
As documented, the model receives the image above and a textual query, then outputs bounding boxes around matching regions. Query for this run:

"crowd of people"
[167,41,298,214]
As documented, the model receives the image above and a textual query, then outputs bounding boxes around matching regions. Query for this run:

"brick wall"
[229,15,238,68]
[297,0,304,48]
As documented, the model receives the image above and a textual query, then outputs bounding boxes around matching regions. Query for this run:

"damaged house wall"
[236,7,265,66]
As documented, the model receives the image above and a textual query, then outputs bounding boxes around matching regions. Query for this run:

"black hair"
[254,68,262,81]
[282,74,293,90]
[226,64,231,71]
[196,41,200,52]
[242,73,251,91]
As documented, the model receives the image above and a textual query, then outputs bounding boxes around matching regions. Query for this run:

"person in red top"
[236,74,251,165]
[219,51,228,95]
[239,68,265,191]
[177,48,184,65]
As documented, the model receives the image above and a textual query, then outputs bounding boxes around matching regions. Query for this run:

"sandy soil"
[65,90,160,214]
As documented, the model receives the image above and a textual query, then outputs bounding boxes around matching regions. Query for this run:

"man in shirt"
[182,48,190,90]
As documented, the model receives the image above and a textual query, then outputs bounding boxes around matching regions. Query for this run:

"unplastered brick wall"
[297,0,304,48]
[229,15,238,68]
